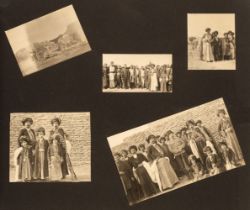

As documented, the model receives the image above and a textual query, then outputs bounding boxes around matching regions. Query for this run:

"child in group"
[203,146,223,176]
[188,154,205,181]
[18,136,33,182]
[34,127,49,180]
[219,142,237,170]
[47,135,63,181]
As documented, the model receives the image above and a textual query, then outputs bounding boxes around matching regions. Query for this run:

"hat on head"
[196,120,202,125]
[128,145,138,152]
[51,117,61,125]
[164,130,174,139]
[205,28,211,32]
[217,109,226,117]
[22,118,33,125]
[203,146,212,153]
[186,120,196,127]
[36,127,45,135]
[19,135,29,144]
[146,134,156,143]
[228,31,234,35]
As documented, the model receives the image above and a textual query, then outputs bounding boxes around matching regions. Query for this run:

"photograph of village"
[107,98,245,205]
[188,14,236,70]
[5,5,91,76]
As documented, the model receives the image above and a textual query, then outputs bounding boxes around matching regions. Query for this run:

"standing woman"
[201,28,214,62]
[129,145,158,198]
[150,65,158,91]
[33,127,49,180]
[217,109,243,162]
[159,66,168,92]
[102,64,109,89]
[49,117,69,179]
[109,62,116,89]
[18,117,36,179]
[147,135,179,191]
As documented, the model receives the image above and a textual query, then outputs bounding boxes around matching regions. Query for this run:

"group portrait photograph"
[188,13,236,70]
[102,54,173,93]
[107,98,245,206]
[9,112,91,182]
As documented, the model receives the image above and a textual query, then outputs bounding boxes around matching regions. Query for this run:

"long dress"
[147,144,179,190]
[49,128,69,177]
[48,144,62,181]
[130,153,158,198]
[109,65,116,88]
[202,33,214,62]
[19,146,32,181]
[218,117,243,161]
[150,70,158,91]
[33,138,49,179]
[102,66,109,88]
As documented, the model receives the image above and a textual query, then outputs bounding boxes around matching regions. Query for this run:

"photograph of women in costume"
[107,98,245,205]
[102,54,173,93]
[188,14,236,70]
[10,113,91,182]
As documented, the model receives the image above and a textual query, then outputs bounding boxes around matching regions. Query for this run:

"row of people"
[114,109,243,204]
[14,117,77,182]
[103,62,173,92]
[200,28,236,62]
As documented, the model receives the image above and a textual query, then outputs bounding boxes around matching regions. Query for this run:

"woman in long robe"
[47,136,63,181]
[102,64,109,89]
[201,28,214,62]
[217,109,243,162]
[147,135,179,191]
[49,117,69,178]
[128,145,158,198]
[150,67,158,91]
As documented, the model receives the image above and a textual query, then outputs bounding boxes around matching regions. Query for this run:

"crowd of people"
[103,62,173,92]
[13,117,77,182]
[113,109,243,205]
[199,28,236,62]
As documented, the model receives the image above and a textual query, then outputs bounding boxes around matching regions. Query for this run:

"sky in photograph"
[188,14,235,37]
[103,54,172,66]
[5,5,82,53]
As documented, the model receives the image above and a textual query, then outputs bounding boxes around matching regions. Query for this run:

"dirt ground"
[188,46,236,70]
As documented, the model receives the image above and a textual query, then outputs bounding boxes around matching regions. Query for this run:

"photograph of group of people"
[10,113,91,182]
[188,13,236,70]
[102,54,173,93]
[107,98,245,205]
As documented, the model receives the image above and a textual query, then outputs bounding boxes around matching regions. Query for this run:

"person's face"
[207,150,212,156]
[176,133,181,138]
[219,113,225,119]
[149,138,156,145]
[111,62,114,66]
[140,146,145,152]
[169,133,174,140]
[181,131,186,136]
[53,122,59,129]
[37,132,44,138]
[190,158,196,164]
[114,155,120,162]
[188,124,194,129]
[221,145,227,151]
[130,148,137,154]
[24,121,31,129]
[121,151,127,158]
[197,122,201,127]
[22,141,27,147]
[53,139,58,145]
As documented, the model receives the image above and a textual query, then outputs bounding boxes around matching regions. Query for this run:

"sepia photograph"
[107,98,245,206]
[5,5,91,76]
[10,112,91,182]
[188,13,236,70]
[102,54,173,93]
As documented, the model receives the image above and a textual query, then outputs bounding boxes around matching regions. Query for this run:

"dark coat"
[18,128,36,148]
[205,154,222,171]
[33,139,49,179]
[147,144,164,162]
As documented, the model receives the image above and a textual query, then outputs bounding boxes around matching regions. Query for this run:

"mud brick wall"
[10,112,91,169]
[111,98,240,153]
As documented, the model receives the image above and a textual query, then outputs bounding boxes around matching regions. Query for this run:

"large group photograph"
[188,13,236,70]
[107,98,245,206]
[10,112,91,182]
[102,54,173,93]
